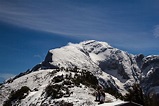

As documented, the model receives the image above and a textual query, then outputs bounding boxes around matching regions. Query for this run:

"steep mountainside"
[0,40,159,106]
[139,55,159,105]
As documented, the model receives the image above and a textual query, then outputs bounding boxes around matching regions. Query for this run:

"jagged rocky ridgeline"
[0,40,159,106]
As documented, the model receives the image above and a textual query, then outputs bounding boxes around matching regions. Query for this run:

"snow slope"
[0,68,125,106]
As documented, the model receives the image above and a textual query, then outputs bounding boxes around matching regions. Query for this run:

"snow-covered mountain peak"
[1,40,159,106]
[42,40,141,96]
[47,40,113,70]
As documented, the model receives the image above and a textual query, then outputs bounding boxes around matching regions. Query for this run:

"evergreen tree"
[124,84,144,105]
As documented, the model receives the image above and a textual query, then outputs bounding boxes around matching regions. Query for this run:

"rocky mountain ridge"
[0,40,159,106]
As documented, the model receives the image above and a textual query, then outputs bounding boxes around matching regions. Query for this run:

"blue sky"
[0,0,159,82]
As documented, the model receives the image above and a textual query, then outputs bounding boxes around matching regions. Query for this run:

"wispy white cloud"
[0,0,158,52]
[0,0,140,37]
[34,54,43,61]
[153,25,159,38]
[0,73,15,81]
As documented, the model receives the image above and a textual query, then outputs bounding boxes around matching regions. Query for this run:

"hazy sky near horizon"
[0,0,159,82]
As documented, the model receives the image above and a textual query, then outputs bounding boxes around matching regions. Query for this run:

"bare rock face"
[41,51,59,69]
[141,56,159,72]
[140,56,159,105]
[135,54,145,68]
[142,68,159,106]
